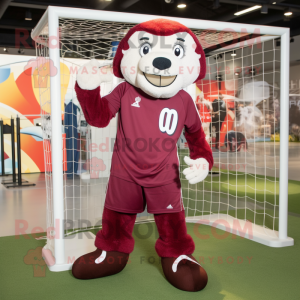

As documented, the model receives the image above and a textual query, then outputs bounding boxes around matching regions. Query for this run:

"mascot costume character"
[72,18,213,292]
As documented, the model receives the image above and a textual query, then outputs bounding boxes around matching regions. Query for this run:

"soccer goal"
[31,6,293,271]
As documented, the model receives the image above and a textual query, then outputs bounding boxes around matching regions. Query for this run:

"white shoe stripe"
[95,250,107,264]
[172,255,201,272]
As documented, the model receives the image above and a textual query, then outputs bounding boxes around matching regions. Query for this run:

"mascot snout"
[138,52,179,88]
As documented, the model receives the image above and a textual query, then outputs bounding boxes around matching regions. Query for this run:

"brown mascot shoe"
[72,248,129,280]
[161,255,208,292]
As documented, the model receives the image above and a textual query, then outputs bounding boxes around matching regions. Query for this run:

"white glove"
[77,59,113,90]
[182,156,209,184]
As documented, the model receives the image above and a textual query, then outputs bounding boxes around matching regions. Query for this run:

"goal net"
[32,7,293,271]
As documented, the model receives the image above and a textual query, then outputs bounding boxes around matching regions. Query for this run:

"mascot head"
[113,18,206,98]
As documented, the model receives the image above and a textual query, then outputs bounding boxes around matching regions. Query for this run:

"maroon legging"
[95,207,195,257]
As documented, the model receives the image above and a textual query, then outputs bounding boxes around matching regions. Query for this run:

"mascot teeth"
[143,73,177,87]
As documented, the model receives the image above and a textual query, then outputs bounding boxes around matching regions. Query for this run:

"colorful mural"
[0,55,71,173]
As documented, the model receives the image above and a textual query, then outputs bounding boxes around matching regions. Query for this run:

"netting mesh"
[37,19,253,60]
[180,38,281,237]
[34,17,281,254]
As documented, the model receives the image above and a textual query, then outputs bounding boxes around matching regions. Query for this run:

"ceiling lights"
[177,1,186,8]
[25,9,32,21]
[284,8,293,16]
[234,5,261,16]
[261,5,268,14]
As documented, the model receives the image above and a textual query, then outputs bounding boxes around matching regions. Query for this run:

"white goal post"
[31,6,293,272]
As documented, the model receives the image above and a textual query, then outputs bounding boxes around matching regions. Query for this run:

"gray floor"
[0,173,48,237]
[0,143,299,238]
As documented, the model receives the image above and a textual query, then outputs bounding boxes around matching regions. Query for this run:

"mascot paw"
[77,59,113,90]
[72,248,129,280]
[183,156,209,184]
[161,255,208,292]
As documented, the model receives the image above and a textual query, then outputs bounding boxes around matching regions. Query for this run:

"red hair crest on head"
[113,18,206,82]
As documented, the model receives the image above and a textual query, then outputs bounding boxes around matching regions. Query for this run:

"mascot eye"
[173,44,184,59]
[140,43,152,56]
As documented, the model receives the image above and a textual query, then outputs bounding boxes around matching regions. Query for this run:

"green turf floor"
[178,149,300,217]
[1,216,299,300]
[178,163,300,225]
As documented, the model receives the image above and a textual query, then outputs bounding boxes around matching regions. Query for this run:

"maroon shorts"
[105,175,184,214]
